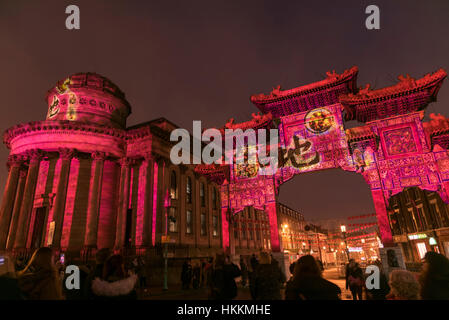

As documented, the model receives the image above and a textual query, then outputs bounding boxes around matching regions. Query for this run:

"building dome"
[45,73,131,129]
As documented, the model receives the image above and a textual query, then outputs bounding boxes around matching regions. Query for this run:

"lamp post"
[163,190,172,291]
[227,207,236,257]
[281,223,289,250]
[340,225,350,262]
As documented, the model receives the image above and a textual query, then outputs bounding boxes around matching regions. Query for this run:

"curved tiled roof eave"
[250,66,359,105]
[340,68,447,106]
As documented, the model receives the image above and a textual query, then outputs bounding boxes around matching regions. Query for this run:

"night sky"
[0,0,448,221]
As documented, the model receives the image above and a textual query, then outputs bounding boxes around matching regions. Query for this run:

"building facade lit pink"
[1,66,449,267]
[0,73,226,260]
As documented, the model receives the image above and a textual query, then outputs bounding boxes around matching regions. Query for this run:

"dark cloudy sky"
[0,0,448,221]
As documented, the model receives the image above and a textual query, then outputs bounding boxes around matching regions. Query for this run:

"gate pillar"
[266,202,282,252]
[371,189,394,246]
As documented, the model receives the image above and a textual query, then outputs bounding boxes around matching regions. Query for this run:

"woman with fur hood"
[91,254,138,300]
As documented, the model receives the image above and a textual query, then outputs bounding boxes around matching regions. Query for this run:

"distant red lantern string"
[347,224,378,233]
[346,232,377,240]
[348,222,378,227]
[347,213,376,220]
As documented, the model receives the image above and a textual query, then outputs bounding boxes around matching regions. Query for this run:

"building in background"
[277,202,306,264]
[311,217,382,266]
[388,186,449,262]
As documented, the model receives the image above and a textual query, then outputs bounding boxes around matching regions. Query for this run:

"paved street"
[141,285,253,300]
[142,267,355,300]
[322,267,354,300]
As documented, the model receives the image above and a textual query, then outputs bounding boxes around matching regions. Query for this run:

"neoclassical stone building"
[0,73,225,262]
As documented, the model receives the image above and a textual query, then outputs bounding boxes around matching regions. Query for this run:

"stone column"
[0,155,24,249]
[14,149,43,249]
[84,151,106,248]
[51,148,76,248]
[6,170,27,250]
[114,157,132,250]
[141,156,153,247]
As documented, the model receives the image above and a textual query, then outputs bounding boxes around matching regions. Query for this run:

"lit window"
[213,215,219,237]
[170,171,177,199]
[416,242,427,259]
[186,210,193,234]
[186,177,192,204]
[169,207,177,232]
[201,213,207,236]
[200,183,205,207]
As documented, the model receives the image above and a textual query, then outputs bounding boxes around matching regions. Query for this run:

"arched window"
[186,176,192,204]
[170,171,177,199]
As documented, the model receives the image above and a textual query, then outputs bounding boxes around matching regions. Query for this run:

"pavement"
[140,285,252,300]
[140,267,358,300]
[322,267,353,300]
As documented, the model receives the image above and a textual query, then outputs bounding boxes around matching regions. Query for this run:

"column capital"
[91,151,107,161]
[26,149,44,163]
[142,153,153,162]
[118,157,133,167]
[19,170,28,179]
[153,154,170,166]
[59,148,77,161]
[6,154,24,169]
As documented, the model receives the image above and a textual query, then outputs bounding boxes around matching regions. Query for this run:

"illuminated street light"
[340,224,349,262]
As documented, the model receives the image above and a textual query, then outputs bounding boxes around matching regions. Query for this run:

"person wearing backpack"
[345,259,364,300]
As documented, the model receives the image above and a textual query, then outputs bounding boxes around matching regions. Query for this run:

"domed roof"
[46,72,131,110]
[44,73,131,128]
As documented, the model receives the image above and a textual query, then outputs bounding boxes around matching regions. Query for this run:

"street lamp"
[163,190,172,291]
[226,207,236,257]
[340,225,350,262]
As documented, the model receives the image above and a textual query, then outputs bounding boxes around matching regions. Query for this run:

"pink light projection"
[135,161,147,247]
[129,166,134,210]
[42,158,61,246]
[3,68,449,256]
[60,158,80,249]
[97,160,118,250]
[207,68,449,252]
[152,161,158,246]
[266,202,280,252]
[221,207,229,250]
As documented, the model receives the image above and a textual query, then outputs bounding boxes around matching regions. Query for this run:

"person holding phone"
[0,255,25,300]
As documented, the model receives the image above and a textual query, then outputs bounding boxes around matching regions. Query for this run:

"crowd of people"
[0,248,143,300]
[205,251,449,301]
[1,247,449,300]
[180,258,214,290]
